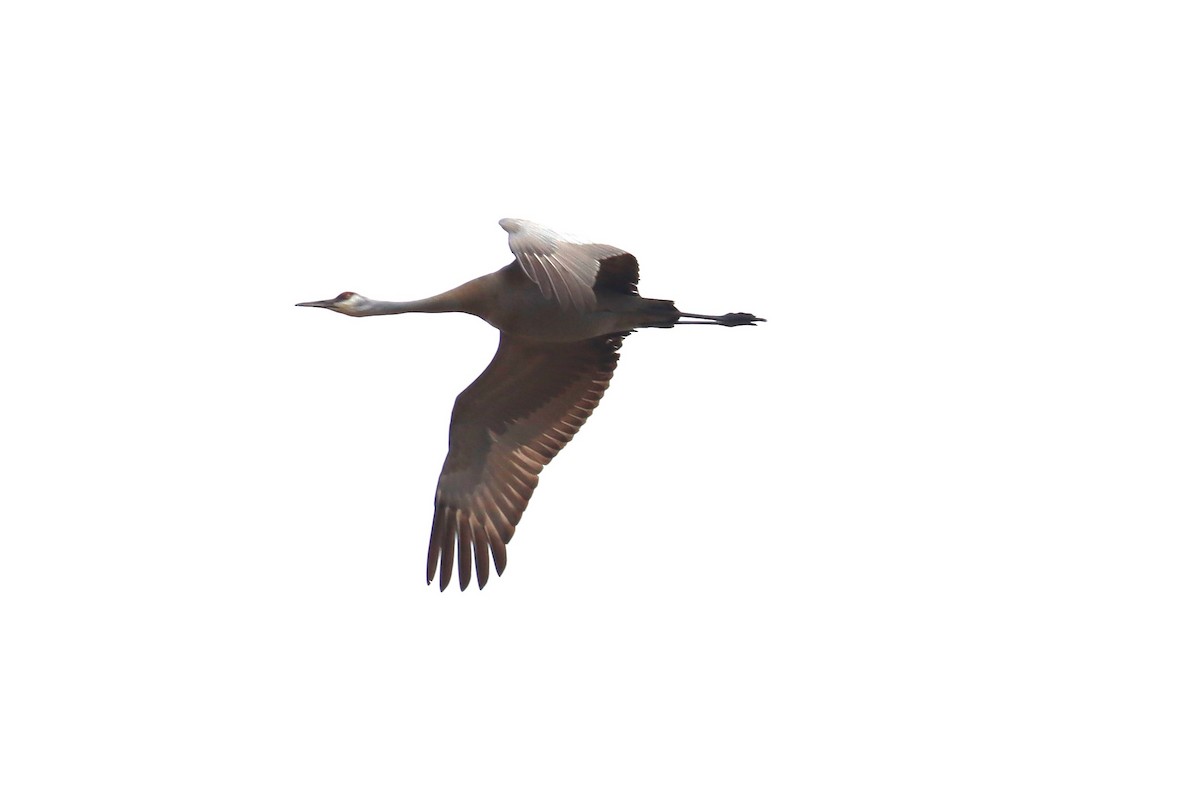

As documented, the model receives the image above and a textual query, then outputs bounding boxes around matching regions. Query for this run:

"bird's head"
[295,291,371,316]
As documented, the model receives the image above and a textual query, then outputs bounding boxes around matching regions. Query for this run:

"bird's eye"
[336,292,355,302]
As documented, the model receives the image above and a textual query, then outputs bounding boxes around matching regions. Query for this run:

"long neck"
[357,286,477,317]
[359,298,448,315]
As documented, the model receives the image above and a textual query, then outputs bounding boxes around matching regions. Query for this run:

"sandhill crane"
[298,219,764,590]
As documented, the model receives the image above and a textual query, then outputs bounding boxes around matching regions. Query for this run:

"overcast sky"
[2,2,1197,796]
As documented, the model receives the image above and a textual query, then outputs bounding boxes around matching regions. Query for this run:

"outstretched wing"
[428,332,628,590]
[499,218,630,311]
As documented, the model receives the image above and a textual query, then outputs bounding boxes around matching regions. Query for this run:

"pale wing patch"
[499,218,631,311]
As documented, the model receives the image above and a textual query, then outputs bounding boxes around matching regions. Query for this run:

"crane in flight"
[298,219,764,590]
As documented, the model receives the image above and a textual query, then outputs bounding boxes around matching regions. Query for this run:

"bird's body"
[397,261,674,342]
[298,219,763,590]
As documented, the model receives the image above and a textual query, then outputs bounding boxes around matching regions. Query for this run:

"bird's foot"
[718,312,765,326]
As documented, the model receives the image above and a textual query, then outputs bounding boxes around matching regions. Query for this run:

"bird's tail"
[640,299,682,329]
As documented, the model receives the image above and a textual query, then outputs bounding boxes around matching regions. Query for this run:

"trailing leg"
[676,311,765,326]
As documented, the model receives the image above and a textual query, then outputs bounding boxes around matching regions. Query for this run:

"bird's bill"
[295,298,339,309]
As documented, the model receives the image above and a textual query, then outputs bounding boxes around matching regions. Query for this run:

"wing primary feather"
[426,504,442,585]
[439,506,456,592]
[471,514,489,589]
[479,486,517,543]
[483,515,507,574]
[456,508,471,591]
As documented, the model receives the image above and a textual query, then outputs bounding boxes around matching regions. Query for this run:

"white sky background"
[2,1,1197,795]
